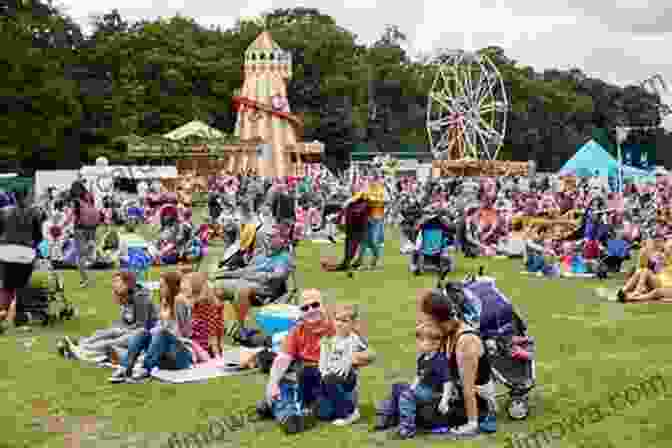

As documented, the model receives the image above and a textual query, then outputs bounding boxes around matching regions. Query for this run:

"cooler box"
[255,304,301,336]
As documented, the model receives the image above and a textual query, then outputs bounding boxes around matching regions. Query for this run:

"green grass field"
[2,224,672,448]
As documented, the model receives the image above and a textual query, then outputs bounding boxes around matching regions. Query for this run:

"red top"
[284,320,336,363]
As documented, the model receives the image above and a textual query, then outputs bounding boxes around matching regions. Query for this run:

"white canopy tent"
[79,165,178,179]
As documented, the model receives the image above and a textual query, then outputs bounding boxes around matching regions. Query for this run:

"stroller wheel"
[507,398,529,420]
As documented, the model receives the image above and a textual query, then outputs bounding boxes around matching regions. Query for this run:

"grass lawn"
[2,225,672,448]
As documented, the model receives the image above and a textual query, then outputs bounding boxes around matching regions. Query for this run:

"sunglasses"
[300,301,321,312]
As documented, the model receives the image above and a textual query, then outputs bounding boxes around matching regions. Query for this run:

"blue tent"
[559,139,619,178]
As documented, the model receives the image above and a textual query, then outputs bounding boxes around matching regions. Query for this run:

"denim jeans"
[377,382,435,431]
[121,329,192,371]
[271,366,323,423]
[361,218,383,259]
[317,374,358,420]
[79,327,141,354]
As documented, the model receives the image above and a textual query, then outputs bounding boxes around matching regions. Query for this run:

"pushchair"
[14,262,77,326]
[436,270,536,420]
[409,214,455,276]
[596,237,631,279]
[215,219,259,272]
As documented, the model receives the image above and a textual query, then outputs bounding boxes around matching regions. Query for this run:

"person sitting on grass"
[524,226,548,273]
[109,271,192,382]
[374,319,451,439]
[210,224,294,341]
[61,271,157,361]
[256,289,376,434]
[317,303,368,426]
[618,239,672,302]
[496,220,526,258]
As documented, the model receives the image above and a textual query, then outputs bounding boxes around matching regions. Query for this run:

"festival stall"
[432,159,529,177]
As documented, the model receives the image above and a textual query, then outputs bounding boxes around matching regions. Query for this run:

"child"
[317,304,367,426]
[374,320,454,439]
[187,273,224,358]
[524,226,547,273]
[496,220,525,258]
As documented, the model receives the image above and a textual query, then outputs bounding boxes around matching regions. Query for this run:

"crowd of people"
[0,165,670,439]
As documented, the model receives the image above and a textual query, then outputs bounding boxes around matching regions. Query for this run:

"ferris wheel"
[426,50,509,161]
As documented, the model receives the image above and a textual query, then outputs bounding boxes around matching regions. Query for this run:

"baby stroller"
[410,214,455,276]
[438,269,536,420]
[596,237,631,279]
[14,262,76,326]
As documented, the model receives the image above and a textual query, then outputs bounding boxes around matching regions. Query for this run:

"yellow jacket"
[352,183,385,220]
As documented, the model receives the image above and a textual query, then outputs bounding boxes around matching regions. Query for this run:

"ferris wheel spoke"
[476,72,499,108]
[462,126,477,158]
[480,100,499,115]
[448,63,468,99]
[429,91,453,112]
[472,124,495,159]
[439,68,457,101]
[465,65,477,104]
[476,115,502,140]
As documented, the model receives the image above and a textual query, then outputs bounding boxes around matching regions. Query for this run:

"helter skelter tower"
[232,31,320,177]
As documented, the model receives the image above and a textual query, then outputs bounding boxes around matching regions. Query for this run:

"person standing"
[0,187,43,330]
[73,190,100,288]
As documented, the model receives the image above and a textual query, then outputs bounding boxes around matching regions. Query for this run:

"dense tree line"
[1,2,669,174]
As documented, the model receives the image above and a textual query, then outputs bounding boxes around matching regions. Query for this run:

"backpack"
[346,198,369,230]
[78,200,100,228]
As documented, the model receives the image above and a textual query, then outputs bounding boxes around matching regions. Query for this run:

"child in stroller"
[596,228,631,279]
[410,212,455,276]
[13,260,76,327]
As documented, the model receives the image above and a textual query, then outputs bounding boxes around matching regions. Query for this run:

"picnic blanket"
[520,271,595,278]
[151,347,264,383]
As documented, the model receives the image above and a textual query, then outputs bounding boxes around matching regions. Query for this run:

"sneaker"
[392,425,416,440]
[108,367,128,383]
[79,280,89,288]
[333,408,360,426]
[328,236,337,244]
[256,400,273,419]
[374,414,396,431]
[479,415,497,433]
[126,367,150,383]
[282,414,305,434]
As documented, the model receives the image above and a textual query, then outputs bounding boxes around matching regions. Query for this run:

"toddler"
[318,304,367,425]
[375,321,455,439]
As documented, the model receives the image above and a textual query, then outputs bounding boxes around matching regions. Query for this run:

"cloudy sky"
[61,0,672,118]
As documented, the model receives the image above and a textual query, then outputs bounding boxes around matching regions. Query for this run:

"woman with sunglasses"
[257,289,376,434]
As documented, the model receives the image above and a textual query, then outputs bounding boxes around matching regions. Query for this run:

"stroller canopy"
[464,279,515,338]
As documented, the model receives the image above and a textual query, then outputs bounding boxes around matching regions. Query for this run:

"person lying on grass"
[210,223,294,342]
[61,271,157,362]
[618,239,672,302]
[256,289,376,434]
